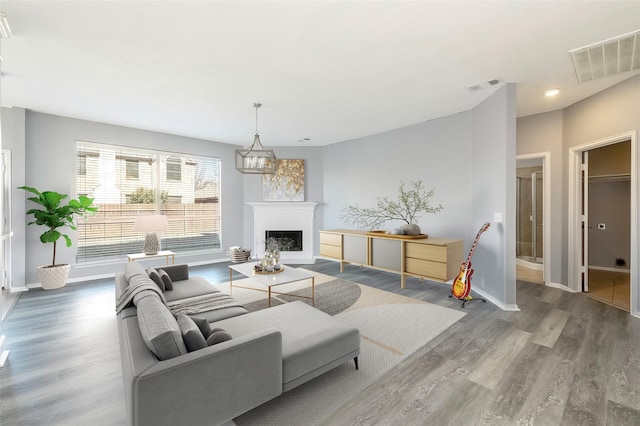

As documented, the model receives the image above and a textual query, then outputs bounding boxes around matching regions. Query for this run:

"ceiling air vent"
[468,78,503,91]
[570,30,640,84]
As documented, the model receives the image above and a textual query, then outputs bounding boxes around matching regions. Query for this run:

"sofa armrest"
[131,328,283,426]
[157,264,189,281]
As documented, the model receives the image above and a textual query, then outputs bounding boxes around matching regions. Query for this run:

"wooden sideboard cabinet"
[319,229,463,288]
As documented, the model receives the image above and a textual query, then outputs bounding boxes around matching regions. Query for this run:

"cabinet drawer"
[405,258,447,280]
[320,243,342,259]
[405,242,447,262]
[320,232,342,247]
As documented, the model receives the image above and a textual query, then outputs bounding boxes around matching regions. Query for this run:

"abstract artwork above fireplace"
[262,159,304,201]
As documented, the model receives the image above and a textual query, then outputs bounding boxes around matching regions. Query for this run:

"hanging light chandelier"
[235,102,277,174]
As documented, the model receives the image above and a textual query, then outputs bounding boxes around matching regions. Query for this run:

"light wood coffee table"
[228,262,315,307]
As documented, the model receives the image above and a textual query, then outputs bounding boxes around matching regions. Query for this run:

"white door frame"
[568,131,638,318]
[1,149,10,290]
[517,152,551,287]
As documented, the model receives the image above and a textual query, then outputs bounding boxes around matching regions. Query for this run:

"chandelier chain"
[253,102,261,134]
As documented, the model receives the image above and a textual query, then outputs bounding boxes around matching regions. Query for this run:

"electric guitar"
[451,222,491,300]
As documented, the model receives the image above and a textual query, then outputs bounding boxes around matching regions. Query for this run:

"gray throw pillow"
[177,313,208,352]
[137,294,187,360]
[158,269,173,291]
[147,267,165,292]
[207,330,232,346]
[190,316,211,337]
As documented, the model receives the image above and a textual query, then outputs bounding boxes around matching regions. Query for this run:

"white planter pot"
[38,264,71,290]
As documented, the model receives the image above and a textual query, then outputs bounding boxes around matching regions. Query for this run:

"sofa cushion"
[156,264,189,282]
[147,268,165,292]
[158,269,173,290]
[125,261,147,282]
[136,292,187,360]
[177,313,207,352]
[215,301,360,386]
[162,277,221,302]
[190,316,211,337]
[130,274,167,306]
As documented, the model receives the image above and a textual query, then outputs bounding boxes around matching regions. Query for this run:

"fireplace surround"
[248,202,319,264]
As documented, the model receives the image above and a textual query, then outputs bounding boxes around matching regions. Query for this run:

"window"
[75,141,222,262]
[125,159,139,180]
[77,155,86,176]
[166,157,181,181]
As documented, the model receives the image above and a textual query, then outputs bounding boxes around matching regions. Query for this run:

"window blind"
[75,141,221,262]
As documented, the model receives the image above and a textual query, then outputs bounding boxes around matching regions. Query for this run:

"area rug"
[214,269,466,426]
[241,278,362,315]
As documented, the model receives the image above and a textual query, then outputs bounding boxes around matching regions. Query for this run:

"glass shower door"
[516,169,543,263]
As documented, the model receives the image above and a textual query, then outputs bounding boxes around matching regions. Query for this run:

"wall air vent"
[570,30,640,84]
[468,78,503,91]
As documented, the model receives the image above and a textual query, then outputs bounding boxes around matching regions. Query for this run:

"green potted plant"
[341,180,443,235]
[19,186,98,289]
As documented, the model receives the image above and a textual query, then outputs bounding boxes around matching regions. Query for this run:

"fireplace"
[248,202,319,264]
[266,230,302,252]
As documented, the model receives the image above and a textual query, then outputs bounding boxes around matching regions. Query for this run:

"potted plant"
[19,186,98,289]
[341,180,443,235]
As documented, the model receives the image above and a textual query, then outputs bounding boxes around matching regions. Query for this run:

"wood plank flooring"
[586,268,630,312]
[1,259,639,425]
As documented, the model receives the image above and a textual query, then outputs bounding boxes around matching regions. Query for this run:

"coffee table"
[228,262,315,307]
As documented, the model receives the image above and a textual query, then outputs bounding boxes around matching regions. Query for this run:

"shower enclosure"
[516,167,543,264]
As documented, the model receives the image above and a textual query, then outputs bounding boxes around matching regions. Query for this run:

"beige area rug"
[214,269,466,426]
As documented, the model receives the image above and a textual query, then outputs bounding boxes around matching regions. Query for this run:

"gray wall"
[516,110,564,285]
[11,111,245,284]
[470,84,517,307]
[516,75,639,315]
[323,111,473,240]
[241,146,325,253]
[588,179,631,268]
[322,86,516,307]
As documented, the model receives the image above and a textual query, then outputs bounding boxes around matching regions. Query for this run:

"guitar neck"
[464,224,490,264]
[465,237,480,264]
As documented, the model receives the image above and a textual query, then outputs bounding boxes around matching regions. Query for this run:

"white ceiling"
[2,1,639,147]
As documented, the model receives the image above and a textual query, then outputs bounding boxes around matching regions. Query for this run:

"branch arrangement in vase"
[341,180,443,235]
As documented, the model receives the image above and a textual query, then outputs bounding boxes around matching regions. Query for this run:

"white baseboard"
[470,287,520,311]
[546,282,577,292]
[588,265,630,273]
[516,258,543,271]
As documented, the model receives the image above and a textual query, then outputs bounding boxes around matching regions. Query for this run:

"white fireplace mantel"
[248,202,319,264]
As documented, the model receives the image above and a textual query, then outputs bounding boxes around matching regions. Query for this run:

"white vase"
[38,264,71,290]
[400,223,422,236]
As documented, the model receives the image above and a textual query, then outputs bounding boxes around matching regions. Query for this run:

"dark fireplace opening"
[265,230,303,252]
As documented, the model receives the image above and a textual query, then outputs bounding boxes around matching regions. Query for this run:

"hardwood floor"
[1,259,639,425]
[516,263,544,285]
[586,268,630,312]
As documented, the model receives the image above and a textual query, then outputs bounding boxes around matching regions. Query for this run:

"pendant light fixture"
[235,102,277,174]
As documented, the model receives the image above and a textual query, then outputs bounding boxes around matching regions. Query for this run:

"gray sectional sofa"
[116,261,360,426]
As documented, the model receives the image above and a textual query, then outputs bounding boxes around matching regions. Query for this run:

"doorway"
[516,153,550,286]
[569,131,638,318]
[584,141,631,311]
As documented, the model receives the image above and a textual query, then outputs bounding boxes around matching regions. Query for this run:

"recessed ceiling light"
[544,89,560,97]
